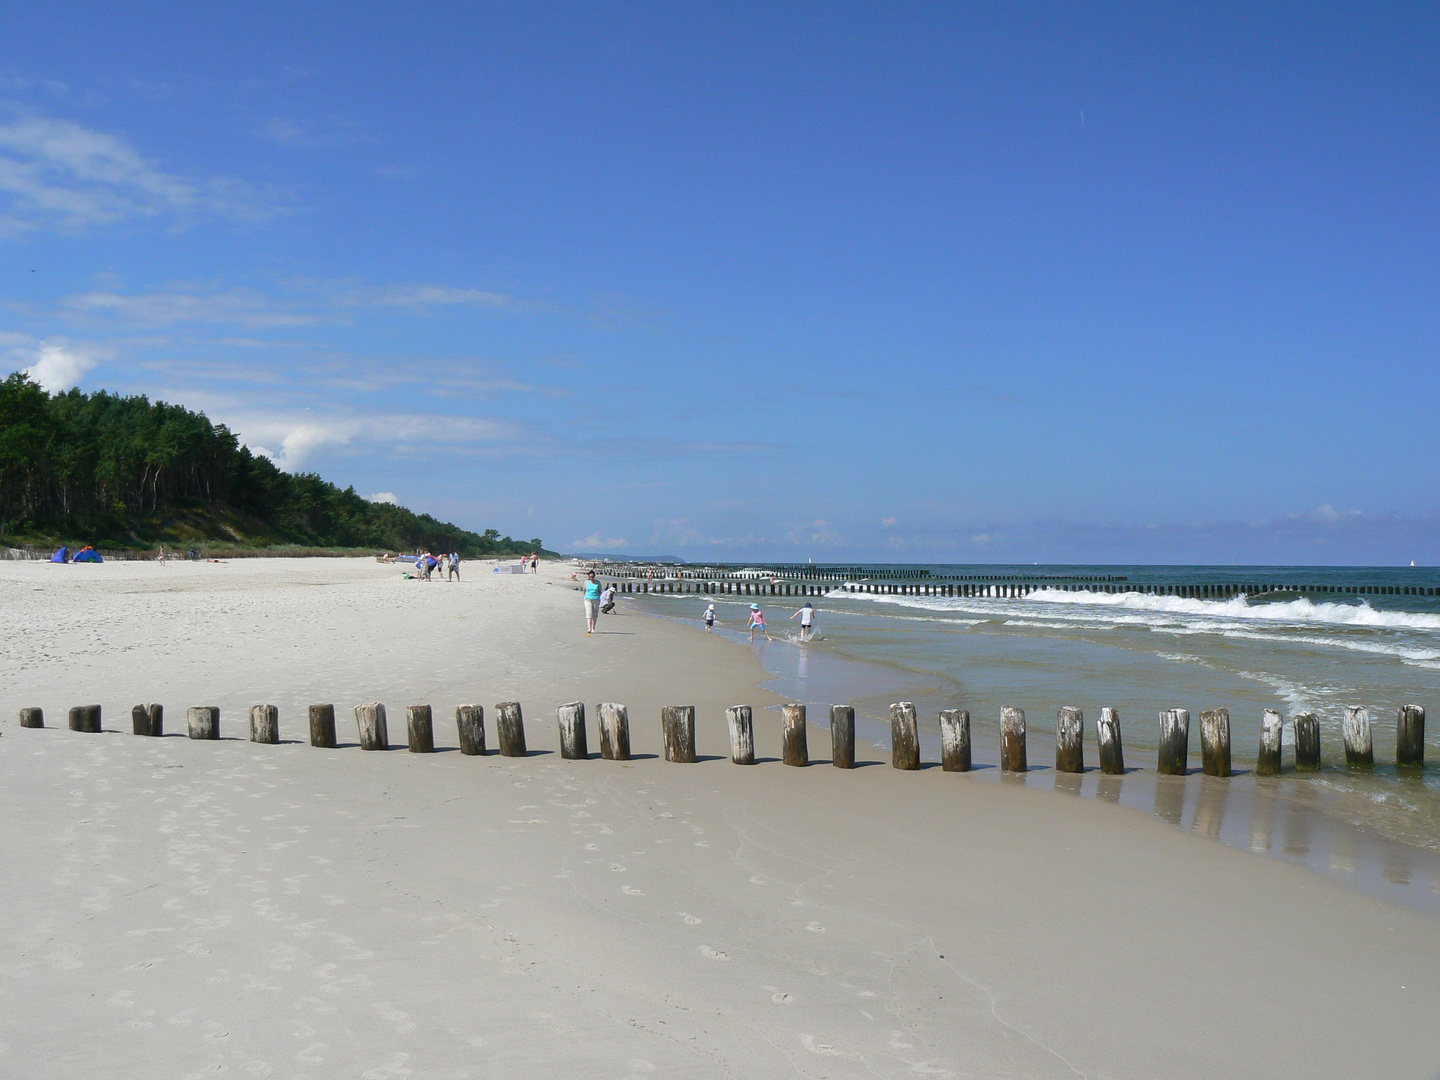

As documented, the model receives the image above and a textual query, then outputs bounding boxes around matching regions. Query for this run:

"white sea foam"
[1028,589,1440,632]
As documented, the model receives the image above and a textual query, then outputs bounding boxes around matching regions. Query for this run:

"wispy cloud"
[571,532,629,550]
[65,288,321,328]
[225,409,519,469]
[0,115,276,233]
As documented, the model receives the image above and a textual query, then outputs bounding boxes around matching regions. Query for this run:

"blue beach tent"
[72,546,103,563]
[50,546,69,563]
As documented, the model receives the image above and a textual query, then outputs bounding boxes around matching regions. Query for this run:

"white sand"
[2,557,1438,1079]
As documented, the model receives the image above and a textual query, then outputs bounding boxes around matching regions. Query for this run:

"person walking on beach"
[583,570,602,635]
[790,601,816,642]
[747,603,772,643]
[703,601,716,631]
[448,551,460,581]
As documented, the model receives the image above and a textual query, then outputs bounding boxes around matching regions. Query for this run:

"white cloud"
[881,517,898,527]
[0,115,271,233]
[570,533,629,550]
[22,339,99,391]
[227,409,517,469]
[367,491,398,504]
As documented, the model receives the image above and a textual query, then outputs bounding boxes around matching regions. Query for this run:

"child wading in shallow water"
[748,603,772,643]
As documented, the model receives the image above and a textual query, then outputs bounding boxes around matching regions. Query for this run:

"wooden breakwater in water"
[583,571,1438,599]
[13,700,1427,778]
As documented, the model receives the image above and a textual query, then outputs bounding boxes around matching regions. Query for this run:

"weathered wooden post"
[1397,704,1425,768]
[19,707,43,729]
[406,705,435,753]
[939,709,971,772]
[1293,711,1321,770]
[890,701,919,770]
[782,703,808,766]
[495,701,526,756]
[132,703,163,737]
[726,705,754,764]
[830,705,855,768]
[1157,709,1189,775]
[68,704,101,733]
[1200,708,1232,777]
[662,705,696,762]
[1097,707,1124,774]
[1001,706,1027,772]
[187,706,219,740]
[309,704,337,748]
[249,704,279,745]
[598,702,630,760]
[456,705,485,755]
[1055,706,1083,773]
[1256,709,1283,777]
[557,701,588,759]
[1342,706,1373,768]
[354,703,388,750]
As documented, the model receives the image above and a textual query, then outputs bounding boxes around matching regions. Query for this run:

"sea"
[627,563,1440,915]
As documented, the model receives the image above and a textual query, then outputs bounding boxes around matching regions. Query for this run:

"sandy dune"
[2,558,1437,1079]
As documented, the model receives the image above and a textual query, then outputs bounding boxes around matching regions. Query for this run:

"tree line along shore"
[0,372,547,558]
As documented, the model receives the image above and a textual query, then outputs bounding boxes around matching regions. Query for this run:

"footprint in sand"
[699,946,728,960]
[610,864,626,873]
[676,912,701,924]
[622,886,643,896]
[806,922,826,933]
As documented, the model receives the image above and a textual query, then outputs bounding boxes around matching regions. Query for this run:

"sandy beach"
[2,557,1438,1079]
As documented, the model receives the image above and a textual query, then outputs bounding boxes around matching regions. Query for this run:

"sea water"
[632,564,1440,914]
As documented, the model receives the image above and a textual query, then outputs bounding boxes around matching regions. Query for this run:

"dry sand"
[1,557,1437,1079]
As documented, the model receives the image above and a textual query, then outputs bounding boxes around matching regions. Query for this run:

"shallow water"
[630,563,1440,915]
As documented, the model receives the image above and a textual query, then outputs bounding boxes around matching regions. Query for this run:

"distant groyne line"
[586,564,1437,600]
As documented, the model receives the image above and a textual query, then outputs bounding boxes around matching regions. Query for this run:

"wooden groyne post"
[250,704,279,745]
[890,702,919,770]
[782,704,809,766]
[1055,706,1083,773]
[939,708,970,772]
[1256,709,1283,777]
[496,701,526,757]
[19,707,43,729]
[1397,704,1425,767]
[598,702,630,760]
[1294,711,1321,770]
[309,704,337,748]
[406,705,435,753]
[662,705,696,763]
[1157,709,1189,775]
[1097,707,1124,774]
[1343,706,1373,768]
[1000,706,1027,773]
[132,703,162,737]
[456,705,485,755]
[69,704,101,733]
[1200,708,1232,777]
[726,705,754,764]
[830,705,855,769]
[187,706,219,740]
[557,701,588,759]
[355,703,388,751]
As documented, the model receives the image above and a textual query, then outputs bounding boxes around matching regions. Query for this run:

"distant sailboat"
[1412,560,1417,567]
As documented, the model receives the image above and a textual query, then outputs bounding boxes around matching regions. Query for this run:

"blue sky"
[2,4,1437,563]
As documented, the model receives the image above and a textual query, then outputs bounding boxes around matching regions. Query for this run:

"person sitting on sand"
[748,603,772,643]
[790,601,816,642]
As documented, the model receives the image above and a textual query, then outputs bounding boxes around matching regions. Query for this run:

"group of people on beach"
[400,551,460,581]
[578,571,817,643]
[705,600,815,642]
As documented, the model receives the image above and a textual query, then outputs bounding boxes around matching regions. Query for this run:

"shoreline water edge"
[623,562,1440,917]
